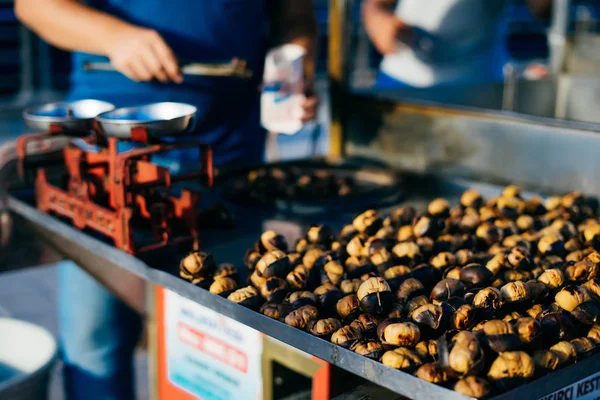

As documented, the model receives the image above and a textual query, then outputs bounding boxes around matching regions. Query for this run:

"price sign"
[539,372,600,400]
[165,291,263,400]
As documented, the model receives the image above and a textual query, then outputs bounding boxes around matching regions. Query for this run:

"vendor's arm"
[271,0,319,121]
[362,0,410,55]
[15,0,181,82]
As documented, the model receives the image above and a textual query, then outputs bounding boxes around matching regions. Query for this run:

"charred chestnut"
[485,253,507,276]
[483,320,521,353]
[430,279,465,301]
[461,189,484,209]
[340,278,362,295]
[388,207,418,228]
[256,250,291,278]
[383,265,412,292]
[588,324,600,343]
[427,198,450,218]
[412,264,442,287]
[397,278,425,302]
[307,224,335,246]
[259,277,288,302]
[487,351,534,381]
[339,224,358,243]
[538,268,565,290]
[353,210,383,236]
[405,295,431,317]
[411,304,445,336]
[321,260,344,286]
[454,376,491,399]
[259,302,288,320]
[540,312,577,343]
[450,304,477,330]
[549,341,577,365]
[331,325,362,349]
[209,277,238,297]
[449,334,484,374]
[350,340,385,360]
[414,216,444,239]
[513,317,542,345]
[381,347,423,371]
[344,256,373,278]
[500,281,531,304]
[431,252,456,270]
[571,301,600,325]
[415,340,438,361]
[533,350,560,372]
[288,291,318,309]
[286,264,310,290]
[336,294,361,323]
[357,277,394,315]
[180,251,216,285]
[244,250,262,271]
[392,242,423,265]
[307,318,342,340]
[416,363,457,384]
[350,313,381,339]
[570,337,596,358]
[497,196,524,219]
[214,263,239,281]
[460,263,492,287]
[256,230,288,253]
[538,233,566,257]
[227,286,262,310]
[314,283,343,317]
[302,248,325,270]
[555,285,592,312]
[284,305,319,330]
[377,318,421,347]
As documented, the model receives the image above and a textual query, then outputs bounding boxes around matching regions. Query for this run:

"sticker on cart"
[165,291,263,400]
[538,371,600,400]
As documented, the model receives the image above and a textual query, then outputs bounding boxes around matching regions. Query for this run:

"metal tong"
[83,57,253,79]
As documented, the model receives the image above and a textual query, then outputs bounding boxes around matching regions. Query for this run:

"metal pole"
[328,0,347,159]
[548,0,570,74]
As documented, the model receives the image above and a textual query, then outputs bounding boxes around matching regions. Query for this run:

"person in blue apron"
[15,1,317,398]
[362,0,552,90]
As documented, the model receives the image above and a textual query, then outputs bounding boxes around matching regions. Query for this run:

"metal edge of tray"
[8,195,600,400]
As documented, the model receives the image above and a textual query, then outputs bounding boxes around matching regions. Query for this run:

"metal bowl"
[24,100,115,133]
[96,102,197,139]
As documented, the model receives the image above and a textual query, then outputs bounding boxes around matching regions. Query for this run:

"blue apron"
[68,0,268,169]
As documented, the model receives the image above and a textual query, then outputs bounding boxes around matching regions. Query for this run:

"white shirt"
[380,0,507,87]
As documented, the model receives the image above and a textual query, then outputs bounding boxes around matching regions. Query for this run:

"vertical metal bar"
[146,283,159,400]
[16,25,34,105]
[548,0,570,74]
[328,0,347,159]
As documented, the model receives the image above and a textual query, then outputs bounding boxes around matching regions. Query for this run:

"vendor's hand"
[362,3,411,55]
[106,25,182,83]
[300,82,318,122]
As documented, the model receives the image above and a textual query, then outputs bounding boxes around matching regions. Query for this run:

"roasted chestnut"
[353,210,383,236]
[507,246,534,270]
[388,206,417,228]
[256,250,291,278]
[284,305,319,330]
[454,376,491,399]
[288,291,318,309]
[533,350,560,372]
[259,302,288,320]
[411,304,445,337]
[405,295,431,317]
[538,233,565,257]
[482,320,520,353]
[526,280,550,303]
[430,279,465,301]
[303,248,325,270]
[259,277,288,302]
[383,265,412,292]
[549,341,577,365]
[314,283,343,317]
[513,317,542,345]
[449,333,484,374]
[350,313,381,339]
[249,269,267,288]
[485,253,507,276]
[450,304,476,330]
[415,339,438,361]
[461,189,484,209]
[538,268,565,290]
[540,312,577,343]
[500,281,531,304]
[344,256,373,278]
[339,224,358,243]
[504,269,531,282]
[460,263,492,287]
[497,196,524,219]
[397,278,425,302]
[306,224,335,246]
[565,259,597,283]
[555,285,592,312]
[487,351,534,381]
[209,277,238,297]
[381,347,423,371]
[307,318,342,340]
[416,363,457,384]
[413,216,444,239]
[377,318,421,347]
[392,242,423,265]
[427,198,450,218]
[412,264,442,287]
[180,251,216,285]
[256,230,288,253]
[588,324,600,343]
[340,278,362,295]
[321,260,345,286]
[244,249,262,271]
[357,277,394,315]
[571,301,600,324]
[214,263,239,281]
[431,252,456,270]
[286,264,310,290]
[227,286,262,310]
[336,294,361,323]
[570,337,596,358]
[331,325,362,348]
[350,340,385,360]
[397,225,415,242]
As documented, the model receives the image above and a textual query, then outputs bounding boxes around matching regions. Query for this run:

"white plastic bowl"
[0,318,58,400]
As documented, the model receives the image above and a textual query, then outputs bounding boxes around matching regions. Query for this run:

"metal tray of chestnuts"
[8,177,600,400]
[216,159,404,215]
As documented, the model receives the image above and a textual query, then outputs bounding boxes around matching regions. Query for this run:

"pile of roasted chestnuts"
[226,166,356,205]
[180,186,600,398]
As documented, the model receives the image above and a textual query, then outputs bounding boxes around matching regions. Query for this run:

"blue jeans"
[58,261,142,400]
